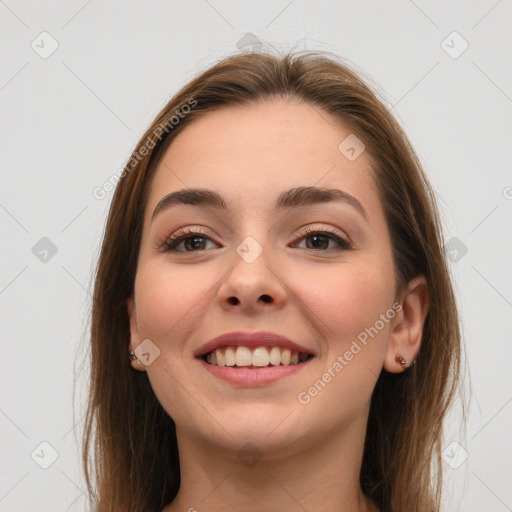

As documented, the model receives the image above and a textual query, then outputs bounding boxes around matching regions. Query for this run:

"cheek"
[134,261,216,343]
[289,264,395,428]
[292,262,394,344]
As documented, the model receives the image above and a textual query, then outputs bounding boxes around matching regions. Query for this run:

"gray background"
[1,1,511,510]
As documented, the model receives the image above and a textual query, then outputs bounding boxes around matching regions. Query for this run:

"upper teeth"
[205,346,310,367]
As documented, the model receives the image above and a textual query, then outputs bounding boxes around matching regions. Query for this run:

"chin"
[193,404,313,456]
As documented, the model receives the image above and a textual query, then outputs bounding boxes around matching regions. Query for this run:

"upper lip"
[194,331,315,358]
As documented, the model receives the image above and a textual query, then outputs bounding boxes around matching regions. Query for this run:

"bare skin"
[127,98,429,512]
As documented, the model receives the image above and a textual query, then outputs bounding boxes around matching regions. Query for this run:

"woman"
[82,50,463,512]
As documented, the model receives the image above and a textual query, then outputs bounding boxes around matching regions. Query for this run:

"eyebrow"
[151,186,368,222]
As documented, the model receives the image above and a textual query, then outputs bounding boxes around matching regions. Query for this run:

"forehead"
[145,99,382,222]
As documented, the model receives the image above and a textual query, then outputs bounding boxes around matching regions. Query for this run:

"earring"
[129,350,138,361]
[395,354,417,369]
[395,354,406,369]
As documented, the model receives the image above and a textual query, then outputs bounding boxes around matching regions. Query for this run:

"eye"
[159,225,353,253]
[291,226,352,251]
[160,227,217,253]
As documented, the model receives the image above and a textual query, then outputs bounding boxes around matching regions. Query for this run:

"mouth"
[200,345,314,369]
[194,331,316,385]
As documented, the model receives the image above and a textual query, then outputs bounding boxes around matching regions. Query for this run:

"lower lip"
[197,357,314,386]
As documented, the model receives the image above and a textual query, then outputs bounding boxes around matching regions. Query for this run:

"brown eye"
[292,228,352,251]
[161,228,217,253]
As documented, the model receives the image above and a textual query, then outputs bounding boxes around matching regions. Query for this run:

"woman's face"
[128,99,398,456]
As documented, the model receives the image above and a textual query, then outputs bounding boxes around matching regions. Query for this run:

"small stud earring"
[395,354,406,369]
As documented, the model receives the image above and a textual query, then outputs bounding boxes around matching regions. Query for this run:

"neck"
[163,415,379,512]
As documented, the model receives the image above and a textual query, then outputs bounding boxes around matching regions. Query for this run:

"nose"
[217,241,287,314]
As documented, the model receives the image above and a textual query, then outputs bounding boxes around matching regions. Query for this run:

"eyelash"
[159,225,353,253]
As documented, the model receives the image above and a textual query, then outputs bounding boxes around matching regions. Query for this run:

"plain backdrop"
[1,1,511,511]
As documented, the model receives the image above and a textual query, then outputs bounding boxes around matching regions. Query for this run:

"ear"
[127,296,146,372]
[383,275,429,373]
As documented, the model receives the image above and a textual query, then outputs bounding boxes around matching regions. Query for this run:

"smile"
[198,347,314,387]
[204,345,312,368]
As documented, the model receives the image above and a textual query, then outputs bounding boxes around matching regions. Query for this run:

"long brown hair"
[80,50,466,511]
